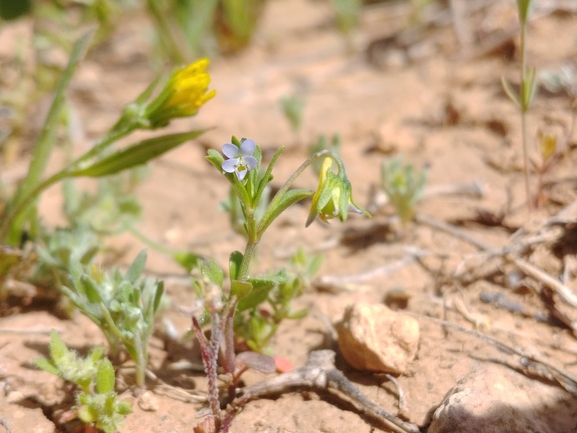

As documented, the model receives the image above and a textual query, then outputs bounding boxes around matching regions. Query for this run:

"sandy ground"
[2,0,577,432]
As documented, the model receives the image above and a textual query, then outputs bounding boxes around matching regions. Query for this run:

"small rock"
[138,390,159,412]
[335,303,419,374]
[427,363,569,433]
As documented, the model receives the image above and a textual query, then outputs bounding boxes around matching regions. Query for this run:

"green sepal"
[205,148,251,204]
[95,358,116,394]
[70,130,205,177]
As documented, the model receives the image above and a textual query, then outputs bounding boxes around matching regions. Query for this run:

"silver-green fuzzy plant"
[35,332,132,433]
[381,155,428,228]
[61,250,164,387]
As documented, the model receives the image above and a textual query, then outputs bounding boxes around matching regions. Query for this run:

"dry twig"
[235,350,420,433]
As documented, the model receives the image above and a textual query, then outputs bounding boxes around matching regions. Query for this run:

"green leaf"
[231,280,253,299]
[206,149,225,170]
[117,401,133,415]
[81,274,103,304]
[200,257,224,287]
[153,281,165,314]
[96,358,115,394]
[288,309,308,320]
[70,130,206,177]
[173,251,201,272]
[11,30,93,207]
[257,189,313,235]
[125,250,147,283]
[308,254,324,277]
[49,331,69,365]
[237,282,273,313]
[229,251,243,281]
[501,76,521,109]
[255,147,284,206]
[237,272,287,312]
[516,0,535,25]
[78,403,98,424]
[34,358,59,376]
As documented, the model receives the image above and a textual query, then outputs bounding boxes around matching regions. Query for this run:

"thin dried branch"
[235,350,421,433]
[405,311,577,395]
[415,213,577,309]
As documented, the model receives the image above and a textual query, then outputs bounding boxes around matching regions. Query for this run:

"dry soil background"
[2,0,577,432]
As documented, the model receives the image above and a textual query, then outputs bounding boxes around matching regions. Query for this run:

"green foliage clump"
[381,155,428,226]
[35,332,132,433]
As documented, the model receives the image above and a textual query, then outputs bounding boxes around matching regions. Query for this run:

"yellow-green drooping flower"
[305,158,369,227]
[145,58,216,128]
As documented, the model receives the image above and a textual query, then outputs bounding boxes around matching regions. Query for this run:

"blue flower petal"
[244,156,258,171]
[239,139,256,156]
[222,143,240,158]
[222,158,239,173]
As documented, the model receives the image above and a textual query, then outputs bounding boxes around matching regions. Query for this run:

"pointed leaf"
[152,281,165,314]
[501,76,521,108]
[34,357,59,376]
[229,251,243,281]
[173,251,201,272]
[231,280,253,299]
[81,274,103,304]
[200,257,224,287]
[70,130,206,178]
[96,358,115,394]
[49,331,69,365]
[125,250,147,283]
[255,147,283,206]
[257,189,313,235]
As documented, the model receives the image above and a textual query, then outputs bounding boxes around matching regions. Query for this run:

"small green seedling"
[280,94,306,134]
[381,155,428,227]
[501,0,538,211]
[35,332,132,433]
[61,250,164,387]
[329,0,361,37]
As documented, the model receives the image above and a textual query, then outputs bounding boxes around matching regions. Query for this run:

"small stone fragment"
[427,364,565,433]
[138,390,159,412]
[335,303,419,374]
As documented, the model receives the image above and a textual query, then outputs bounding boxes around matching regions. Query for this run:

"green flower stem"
[237,242,257,282]
[134,336,146,388]
[257,150,342,240]
[0,125,135,243]
[520,20,532,211]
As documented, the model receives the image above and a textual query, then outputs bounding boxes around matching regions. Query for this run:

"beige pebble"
[335,303,419,374]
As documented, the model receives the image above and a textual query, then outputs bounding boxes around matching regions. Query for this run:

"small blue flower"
[222,139,258,180]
